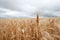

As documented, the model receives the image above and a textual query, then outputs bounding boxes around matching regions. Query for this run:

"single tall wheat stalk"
[36,12,42,40]
[36,13,39,26]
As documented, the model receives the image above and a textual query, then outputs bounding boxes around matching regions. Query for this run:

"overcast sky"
[0,0,60,18]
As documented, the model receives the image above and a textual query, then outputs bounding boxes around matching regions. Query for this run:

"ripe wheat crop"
[0,18,60,40]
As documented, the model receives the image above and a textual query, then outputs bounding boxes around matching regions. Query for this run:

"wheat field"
[0,18,60,40]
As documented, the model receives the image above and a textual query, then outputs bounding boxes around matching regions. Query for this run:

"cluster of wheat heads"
[39,18,60,40]
[0,18,42,40]
[0,18,60,40]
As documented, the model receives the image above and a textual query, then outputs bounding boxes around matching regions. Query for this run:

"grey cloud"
[0,8,34,18]
[0,0,60,11]
[0,0,60,18]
